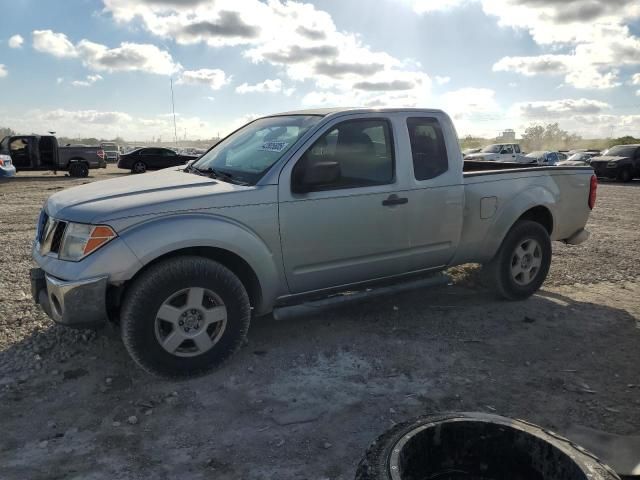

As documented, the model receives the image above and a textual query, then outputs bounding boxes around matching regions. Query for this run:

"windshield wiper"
[188,166,249,185]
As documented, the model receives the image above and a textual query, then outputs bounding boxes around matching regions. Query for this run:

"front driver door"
[278,115,411,294]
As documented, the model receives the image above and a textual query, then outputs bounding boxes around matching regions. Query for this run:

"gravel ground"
[0,167,638,479]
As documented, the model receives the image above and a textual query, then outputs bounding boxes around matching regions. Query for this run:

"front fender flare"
[118,213,284,313]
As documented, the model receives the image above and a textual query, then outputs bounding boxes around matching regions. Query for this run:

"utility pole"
[170,77,178,147]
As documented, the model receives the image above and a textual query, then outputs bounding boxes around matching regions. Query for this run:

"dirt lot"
[1,166,639,479]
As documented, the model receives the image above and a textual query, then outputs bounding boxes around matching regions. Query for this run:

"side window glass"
[406,117,448,180]
[515,145,521,153]
[294,118,394,191]
[503,145,514,154]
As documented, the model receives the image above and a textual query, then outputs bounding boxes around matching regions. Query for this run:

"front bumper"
[31,268,109,328]
[0,164,16,178]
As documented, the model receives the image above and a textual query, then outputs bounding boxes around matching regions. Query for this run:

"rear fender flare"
[481,186,556,262]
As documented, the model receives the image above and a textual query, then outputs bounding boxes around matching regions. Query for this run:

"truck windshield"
[481,145,501,153]
[192,115,322,184]
[603,146,636,157]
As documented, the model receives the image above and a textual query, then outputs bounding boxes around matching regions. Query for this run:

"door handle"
[382,194,408,206]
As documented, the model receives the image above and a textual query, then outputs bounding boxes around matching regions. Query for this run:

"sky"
[0,0,639,141]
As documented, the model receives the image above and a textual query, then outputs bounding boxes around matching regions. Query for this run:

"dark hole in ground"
[396,421,586,480]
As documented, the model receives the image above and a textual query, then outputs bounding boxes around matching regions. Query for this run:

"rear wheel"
[132,161,147,174]
[483,220,551,300]
[69,162,89,178]
[120,256,251,378]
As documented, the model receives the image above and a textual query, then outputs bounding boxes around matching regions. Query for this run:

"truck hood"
[590,155,629,163]
[465,153,498,161]
[46,168,261,225]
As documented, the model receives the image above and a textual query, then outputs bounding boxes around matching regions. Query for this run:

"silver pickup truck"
[30,108,597,377]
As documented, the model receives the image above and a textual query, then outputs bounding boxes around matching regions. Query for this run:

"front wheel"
[618,167,632,183]
[120,256,251,378]
[132,161,147,174]
[482,220,551,300]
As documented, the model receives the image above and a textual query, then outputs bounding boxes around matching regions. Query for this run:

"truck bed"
[453,162,594,266]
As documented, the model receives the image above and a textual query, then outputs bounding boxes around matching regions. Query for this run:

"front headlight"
[59,223,117,261]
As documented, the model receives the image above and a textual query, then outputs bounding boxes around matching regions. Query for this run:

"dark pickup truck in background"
[0,135,107,177]
[590,144,640,182]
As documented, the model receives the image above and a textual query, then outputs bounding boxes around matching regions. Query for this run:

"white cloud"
[32,30,180,75]
[413,0,466,14]
[177,69,229,90]
[512,98,611,119]
[485,1,640,89]
[76,40,180,74]
[8,34,24,49]
[0,64,7,78]
[56,77,64,84]
[434,75,451,85]
[632,73,640,85]
[33,30,78,58]
[102,0,432,106]
[71,74,103,87]
[235,78,293,94]
[0,108,217,140]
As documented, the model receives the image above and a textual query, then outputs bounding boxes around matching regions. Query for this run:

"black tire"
[120,256,251,378]
[132,161,147,174]
[355,413,620,480]
[482,220,551,300]
[69,162,89,178]
[618,167,632,183]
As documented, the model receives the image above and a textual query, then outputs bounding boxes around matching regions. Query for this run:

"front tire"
[132,161,147,174]
[120,256,251,378]
[483,220,551,300]
[618,167,632,183]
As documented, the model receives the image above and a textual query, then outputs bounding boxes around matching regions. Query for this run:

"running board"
[272,272,450,321]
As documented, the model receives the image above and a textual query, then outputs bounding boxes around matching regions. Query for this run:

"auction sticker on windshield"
[260,141,288,152]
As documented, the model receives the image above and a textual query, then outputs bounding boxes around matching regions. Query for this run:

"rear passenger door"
[403,116,464,272]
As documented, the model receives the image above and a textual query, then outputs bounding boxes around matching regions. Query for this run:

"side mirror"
[293,159,340,193]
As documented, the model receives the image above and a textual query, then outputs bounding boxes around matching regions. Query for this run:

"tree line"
[461,123,639,152]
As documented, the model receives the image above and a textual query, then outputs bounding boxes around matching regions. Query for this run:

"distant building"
[497,129,516,142]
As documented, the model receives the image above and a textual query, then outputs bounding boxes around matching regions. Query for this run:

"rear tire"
[132,161,147,174]
[69,162,89,178]
[120,256,251,378]
[482,220,551,300]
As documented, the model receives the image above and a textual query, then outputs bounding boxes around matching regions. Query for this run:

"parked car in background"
[525,151,560,166]
[464,143,526,162]
[559,152,598,166]
[568,149,601,157]
[117,147,199,173]
[590,144,640,182]
[0,135,106,177]
[100,142,120,163]
[0,152,16,178]
[31,107,596,377]
[462,147,481,158]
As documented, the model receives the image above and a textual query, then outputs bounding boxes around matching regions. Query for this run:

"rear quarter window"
[406,117,448,180]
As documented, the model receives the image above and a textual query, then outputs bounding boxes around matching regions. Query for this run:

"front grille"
[50,221,67,253]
